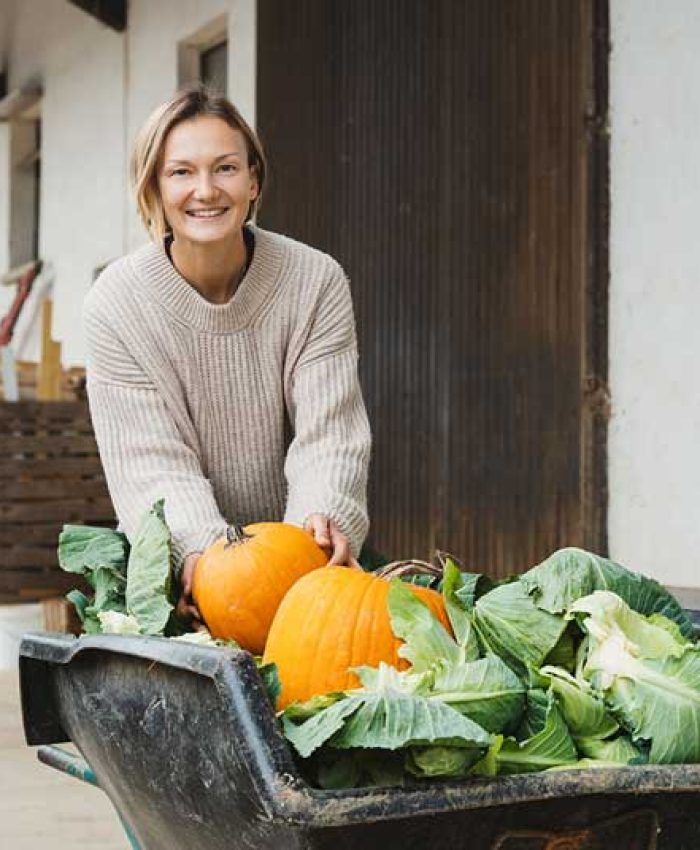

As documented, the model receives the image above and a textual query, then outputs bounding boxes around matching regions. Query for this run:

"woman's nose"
[193,172,217,200]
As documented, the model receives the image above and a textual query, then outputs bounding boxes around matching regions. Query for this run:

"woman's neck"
[169,229,249,304]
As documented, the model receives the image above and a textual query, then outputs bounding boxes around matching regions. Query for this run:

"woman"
[83,85,372,620]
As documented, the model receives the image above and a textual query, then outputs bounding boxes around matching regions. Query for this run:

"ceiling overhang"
[66,0,127,32]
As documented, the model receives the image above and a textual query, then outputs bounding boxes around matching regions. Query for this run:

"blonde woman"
[83,85,371,621]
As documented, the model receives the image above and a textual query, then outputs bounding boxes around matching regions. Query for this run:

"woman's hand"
[304,513,361,568]
[176,552,204,625]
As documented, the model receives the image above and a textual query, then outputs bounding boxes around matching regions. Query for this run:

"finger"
[175,596,202,623]
[328,521,351,566]
[348,555,363,571]
[305,514,332,549]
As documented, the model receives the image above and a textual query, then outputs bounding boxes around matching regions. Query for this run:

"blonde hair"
[130,84,267,241]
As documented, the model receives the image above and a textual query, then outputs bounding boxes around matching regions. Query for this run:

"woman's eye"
[218,164,238,173]
[170,168,189,177]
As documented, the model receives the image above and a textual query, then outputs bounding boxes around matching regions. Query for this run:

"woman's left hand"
[304,513,361,568]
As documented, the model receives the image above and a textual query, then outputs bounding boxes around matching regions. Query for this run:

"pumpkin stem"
[435,550,464,571]
[374,559,443,581]
[225,525,252,548]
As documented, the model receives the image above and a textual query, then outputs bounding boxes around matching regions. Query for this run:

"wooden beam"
[37,299,63,401]
[66,0,127,32]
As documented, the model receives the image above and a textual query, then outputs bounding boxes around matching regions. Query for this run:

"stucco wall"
[5,0,125,364]
[2,0,256,365]
[608,0,700,586]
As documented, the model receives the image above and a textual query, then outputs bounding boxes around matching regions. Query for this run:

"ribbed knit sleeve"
[84,306,227,571]
[283,263,372,556]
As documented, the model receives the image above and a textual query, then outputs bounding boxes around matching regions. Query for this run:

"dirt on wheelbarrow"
[0,671,129,849]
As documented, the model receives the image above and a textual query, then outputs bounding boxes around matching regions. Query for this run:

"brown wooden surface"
[0,400,115,603]
[0,359,86,403]
[41,596,82,634]
[257,0,609,576]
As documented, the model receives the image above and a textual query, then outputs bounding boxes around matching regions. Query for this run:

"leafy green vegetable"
[430,655,525,733]
[575,733,644,764]
[473,581,567,677]
[65,590,91,627]
[58,525,129,574]
[521,548,695,638]
[571,591,700,763]
[59,526,130,631]
[543,626,577,672]
[450,571,495,612]
[497,691,578,774]
[60,501,175,637]
[440,559,480,659]
[257,662,281,708]
[387,580,462,671]
[406,744,483,778]
[468,735,504,776]
[540,666,618,739]
[282,664,491,760]
[97,611,140,634]
[125,500,174,635]
[304,749,407,789]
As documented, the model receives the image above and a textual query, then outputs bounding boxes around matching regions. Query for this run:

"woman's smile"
[186,207,230,219]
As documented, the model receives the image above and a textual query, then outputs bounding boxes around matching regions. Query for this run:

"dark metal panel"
[257,0,608,577]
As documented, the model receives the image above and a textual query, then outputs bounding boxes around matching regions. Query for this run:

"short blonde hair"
[130,84,267,241]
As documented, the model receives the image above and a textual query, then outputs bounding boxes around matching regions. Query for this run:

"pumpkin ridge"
[347,571,376,689]
[297,569,342,702]
[232,544,271,645]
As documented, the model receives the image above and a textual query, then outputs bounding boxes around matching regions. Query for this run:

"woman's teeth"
[187,208,227,218]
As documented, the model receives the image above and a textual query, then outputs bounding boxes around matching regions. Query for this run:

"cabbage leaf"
[473,581,567,677]
[125,499,173,635]
[571,591,700,763]
[522,548,695,638]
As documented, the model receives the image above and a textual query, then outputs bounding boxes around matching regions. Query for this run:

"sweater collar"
[129,224,284,333]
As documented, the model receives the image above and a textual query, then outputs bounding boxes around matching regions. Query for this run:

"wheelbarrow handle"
[37,745,99,786]
[36,746,141,850]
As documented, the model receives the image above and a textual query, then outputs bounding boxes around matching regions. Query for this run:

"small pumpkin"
[192,522,328,653]
[262,564,452,708]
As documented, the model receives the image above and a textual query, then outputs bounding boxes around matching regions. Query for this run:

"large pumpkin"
[263,566,452,708]
[192,523,328,653]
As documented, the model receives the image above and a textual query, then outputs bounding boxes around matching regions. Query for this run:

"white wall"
[2,0,256,365]
[6,0,125,365]
[609,0,700,586]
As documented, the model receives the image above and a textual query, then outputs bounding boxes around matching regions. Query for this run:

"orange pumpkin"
[192,523,328,653]
[262,566,452,708]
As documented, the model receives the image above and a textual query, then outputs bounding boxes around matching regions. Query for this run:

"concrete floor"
[0,671,129,849]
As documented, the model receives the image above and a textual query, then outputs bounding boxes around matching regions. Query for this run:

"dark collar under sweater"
[127,224,287,334]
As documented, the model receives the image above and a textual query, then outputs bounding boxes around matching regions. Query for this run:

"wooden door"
[257,0,609,577]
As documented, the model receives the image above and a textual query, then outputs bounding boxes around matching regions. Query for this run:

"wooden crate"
[41,596,82,635]
[0,359,86,402]
[0,400,115,603]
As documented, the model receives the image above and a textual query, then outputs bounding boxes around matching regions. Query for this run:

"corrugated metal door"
[257,0,608,576]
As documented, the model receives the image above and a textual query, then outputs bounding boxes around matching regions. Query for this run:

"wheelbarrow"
[19,630,700,850]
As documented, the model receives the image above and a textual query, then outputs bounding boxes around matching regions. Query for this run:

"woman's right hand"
[176,552,203,625]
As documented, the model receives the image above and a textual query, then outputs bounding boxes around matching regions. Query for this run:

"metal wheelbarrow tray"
[19,632,700,849]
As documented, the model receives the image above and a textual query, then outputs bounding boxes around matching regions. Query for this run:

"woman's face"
[157,116,259,246]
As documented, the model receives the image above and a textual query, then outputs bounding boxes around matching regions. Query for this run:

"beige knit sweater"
[83,225,372,569]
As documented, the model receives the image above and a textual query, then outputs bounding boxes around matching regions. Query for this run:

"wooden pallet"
[0,400,115,603]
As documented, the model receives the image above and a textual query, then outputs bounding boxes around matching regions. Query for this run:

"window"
[200,41,228,95]
[178,15,228,95]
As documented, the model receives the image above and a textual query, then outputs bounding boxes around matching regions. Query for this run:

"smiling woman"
[82,85,372,622]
